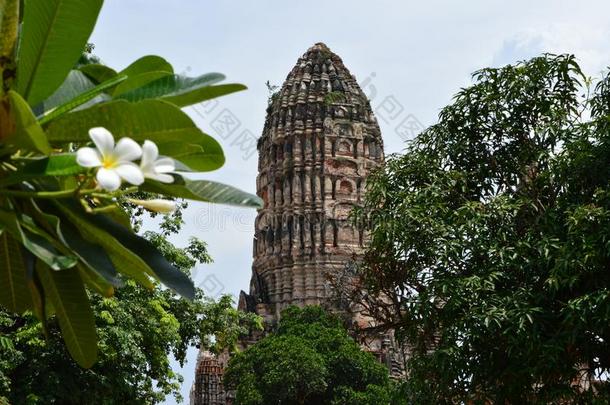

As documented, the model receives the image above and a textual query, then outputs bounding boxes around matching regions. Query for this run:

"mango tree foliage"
[224,306,401,405]
[0,0,261,368]
[352,55,610,403]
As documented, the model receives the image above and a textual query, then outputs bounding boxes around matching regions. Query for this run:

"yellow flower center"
[102,155,117,169]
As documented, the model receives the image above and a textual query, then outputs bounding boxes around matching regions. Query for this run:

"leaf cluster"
[353,54,610,403]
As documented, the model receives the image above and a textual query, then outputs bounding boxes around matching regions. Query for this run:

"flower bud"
[128,198,176,213]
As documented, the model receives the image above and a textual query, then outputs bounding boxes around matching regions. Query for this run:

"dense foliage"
[224,306,402,405]
[352,54,610,403]
[0,207,261,404]
[0,0,261,369]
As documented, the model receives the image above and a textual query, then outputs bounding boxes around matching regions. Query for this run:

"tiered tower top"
[240,42,384,323]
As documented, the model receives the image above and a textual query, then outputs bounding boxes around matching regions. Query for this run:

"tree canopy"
[0,0,261,369]
[224,306,402,405]
[0,220,260,404]
[352,54,610,403]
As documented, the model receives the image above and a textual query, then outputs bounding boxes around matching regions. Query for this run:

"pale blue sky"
[88,1,610,403]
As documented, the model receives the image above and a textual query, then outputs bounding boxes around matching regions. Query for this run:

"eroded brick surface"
[192,44,402,405]
[241,43,384,323]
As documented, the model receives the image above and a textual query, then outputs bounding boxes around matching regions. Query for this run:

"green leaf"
[116,72,246,107]
[0,207,77,270]
[0,232,33,313]
[37,70,97,115]
[7,90,50,153]
[82,212,195,299]
[36,262,98,368]
[16,0,104,106]
[46,99,225,171]
[118,55,173,77]
[163,83,247,108]
[76,263,114,298]
[156,132,224,172]
[21,154,82,176]
[108,55,174,97]
[79,64,118,84]
[112,71,172,97]
[31,200,120,289]
[38,73,127,125]
[0,335,14,350]
[0,154,83,187]
[143,175,263,208]
[54,201,155,290]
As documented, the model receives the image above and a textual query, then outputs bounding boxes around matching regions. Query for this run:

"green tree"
[0,0,261,369]
[224,306,400,405]
[0,232,260,404]
[353,54,610,403]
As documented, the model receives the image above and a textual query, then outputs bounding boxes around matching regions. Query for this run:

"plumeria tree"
[0,0,261,368]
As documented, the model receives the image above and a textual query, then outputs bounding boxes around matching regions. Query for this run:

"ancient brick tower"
[192,43,385,405]
[238,42,384,324]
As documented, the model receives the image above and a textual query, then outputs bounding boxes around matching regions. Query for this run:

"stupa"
[192,43,391,405]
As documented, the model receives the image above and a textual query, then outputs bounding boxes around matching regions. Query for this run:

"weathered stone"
[192,43,395,405]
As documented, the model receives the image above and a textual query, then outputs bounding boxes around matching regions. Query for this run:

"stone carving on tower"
[238,42,384,326]
[192,43,392,405]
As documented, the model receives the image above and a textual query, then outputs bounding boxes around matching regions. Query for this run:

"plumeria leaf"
[79,64,118,84]
[118,55,173,77]
[112,71,173,97]
[16,0,104,106]
[0,207,77,270]
[38,71,126,125]
[143,175,263,208]
[116,72,246,107]
[54,201,155,290]
[36,70,97,115]
[32,201,121,290]
[0,154,83,187]
[108,55,173,96]
[76,263,114,298]
[0,232,33,313]
[163,83,247,107]
[36,261,98,368]
[82,211,196,299]
[58,220,121,291]
[46,99,225,171]
[7,90,51,153]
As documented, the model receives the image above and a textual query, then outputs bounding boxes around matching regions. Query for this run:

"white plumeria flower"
[140,140,175,183]
[76,127,144,191]
[128,198,177,213]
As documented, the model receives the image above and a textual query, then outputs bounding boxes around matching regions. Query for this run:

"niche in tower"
[319,174,325,201]
[300,134,306,161]
[337,179,354,196]
[276,221,282,253]
[275,177,283,206]
[300,171,306,203]
[310,171,316,202]
[277,141,284,161]
[332,220,338,247]
[336,139,352,157]
[299,215,305,250]
[288,216,294,253]
[266,226,274,253]
[309,218,315,256]
[271,144,277,161]
[284,138,293,159]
